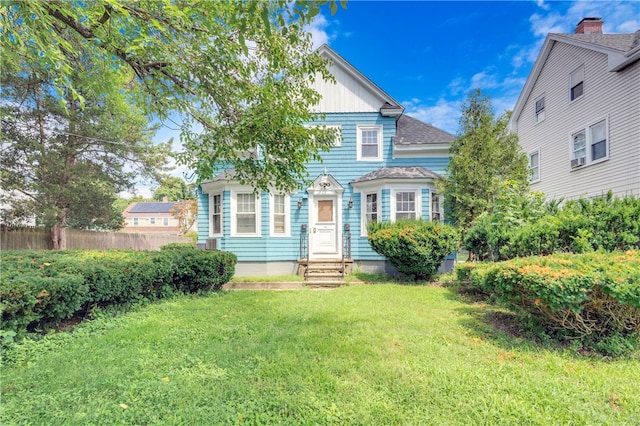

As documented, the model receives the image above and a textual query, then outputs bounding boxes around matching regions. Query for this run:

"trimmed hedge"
[1,248,236,340]
[368,219,459,281]
[457,251,640,341]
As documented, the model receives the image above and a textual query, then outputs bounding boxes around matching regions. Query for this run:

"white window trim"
[534,94,545,124]
[133,217,139,226]
[569,117,609,169]
[430,191,443,223]
[390,187,422,222]
[569,65,584,103]
[269,193,290,237]
[209,192,223,237]
[230,189,261,237]
[529,149,541,183]
[163,217,169,226]
[149,217,156,225]
[357,125,383,161]
[360,190,381,236]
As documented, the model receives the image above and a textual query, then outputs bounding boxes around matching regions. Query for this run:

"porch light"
[297,198,303,209]
[319,168,331,189]
[348,198,353,208]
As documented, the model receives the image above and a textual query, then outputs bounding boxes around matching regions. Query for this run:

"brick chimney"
[575,17,603,34]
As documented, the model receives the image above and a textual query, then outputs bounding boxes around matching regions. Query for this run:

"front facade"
[197,45,454,275]
[122,201,182,234]
[510,18,640,200]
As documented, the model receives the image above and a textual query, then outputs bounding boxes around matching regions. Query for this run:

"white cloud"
[403,98,462,135]
[306,14,332,48]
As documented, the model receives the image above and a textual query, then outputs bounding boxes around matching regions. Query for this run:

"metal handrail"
[342,223,351,277]
[300,224,309,281]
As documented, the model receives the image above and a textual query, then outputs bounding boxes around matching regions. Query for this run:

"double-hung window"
[570,65,584,102]
[535,95,545,123]
[149,217,156,225]
[570,118,608,168]
[395,191,417,220]
[529,150,540,182]
[211,193,222,236]
[431,192,441,222]
[270,193,289,236]
[235,192,258,235]
[357,125,382,161]
[163,217,169,226]
[133,217,139,226]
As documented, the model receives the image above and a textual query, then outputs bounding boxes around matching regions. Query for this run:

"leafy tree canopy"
[437,89,529,231]
[152,176,195,201]
[2,0,346,192]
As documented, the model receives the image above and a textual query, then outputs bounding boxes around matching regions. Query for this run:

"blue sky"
[138,0,638,197]
[307,0,639,134]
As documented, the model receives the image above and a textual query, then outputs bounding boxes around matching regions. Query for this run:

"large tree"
[152,176,194,202]
[437,89,529,232]
[1,69,170,248]
[2,0,344,192]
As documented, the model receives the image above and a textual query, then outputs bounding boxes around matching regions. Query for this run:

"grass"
[2,285,639,425]
[230,274,304,283]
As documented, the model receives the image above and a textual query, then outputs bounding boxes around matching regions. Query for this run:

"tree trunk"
[51,212,67,250]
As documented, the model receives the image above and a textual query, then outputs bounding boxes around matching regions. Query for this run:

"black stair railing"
[342,223,351,277]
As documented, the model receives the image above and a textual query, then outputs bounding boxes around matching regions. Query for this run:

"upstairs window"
[357,125,383,161]
[529,150,540,182]
[570,118,608,168]
[534,95,545,123]
[570,65,584,102]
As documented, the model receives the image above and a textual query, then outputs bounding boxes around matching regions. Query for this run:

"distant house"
[122,198,182,234]
[196,44,455,277]
[509,17,640,200]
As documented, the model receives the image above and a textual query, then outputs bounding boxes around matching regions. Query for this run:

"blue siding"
[197,111,450,263]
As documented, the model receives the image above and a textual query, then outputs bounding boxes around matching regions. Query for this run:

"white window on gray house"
[534,95,545,123]
[163,217,169,226]
[590,120,607,161]
[357,125,382,161]
[570,65,584,101]
[236,193,257,234]
[211,193,222,235]
[431,192,441,222]
[529,150,540,182]
[395,191,416,220]
[273,194,286,235]
[571,119,608,168]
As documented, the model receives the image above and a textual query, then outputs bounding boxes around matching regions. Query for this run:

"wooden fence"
[0,226,191,251]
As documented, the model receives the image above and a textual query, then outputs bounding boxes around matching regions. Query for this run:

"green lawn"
[2,285,639,425]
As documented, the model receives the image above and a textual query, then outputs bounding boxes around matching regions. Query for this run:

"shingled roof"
[393,115,455,146]
[351,166,440,184]
[552,30,640,54]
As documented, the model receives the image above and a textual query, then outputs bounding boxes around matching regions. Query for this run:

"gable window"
[234,192,258,236]
[534,95,545,123]
[357,125,383,161]
[529,150,540,182]
[570,65,584,102]
[570,118,608,168]
[431,192,442,222]
[395,191,417,220]
[270,193,289,236]
[211,193,222,236]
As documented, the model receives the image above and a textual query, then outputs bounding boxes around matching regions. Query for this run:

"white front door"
[310,196,339,258]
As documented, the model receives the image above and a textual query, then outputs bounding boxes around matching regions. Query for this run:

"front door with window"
[310,196,339,258]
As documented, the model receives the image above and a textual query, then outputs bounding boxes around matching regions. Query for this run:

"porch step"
[298,259,352,287]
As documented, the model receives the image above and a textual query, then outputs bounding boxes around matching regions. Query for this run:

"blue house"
[197,45,454,279]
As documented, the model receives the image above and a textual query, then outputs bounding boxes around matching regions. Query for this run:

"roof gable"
[311,44,404,116]
[510,30,640,130]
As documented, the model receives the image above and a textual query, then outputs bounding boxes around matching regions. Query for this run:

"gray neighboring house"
[509,17,640,200]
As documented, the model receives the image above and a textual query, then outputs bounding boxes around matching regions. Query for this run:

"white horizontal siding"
[517,41,640,200]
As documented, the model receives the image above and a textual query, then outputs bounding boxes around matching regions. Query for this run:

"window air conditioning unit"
[571,157,586,168]
[205,238,218,250]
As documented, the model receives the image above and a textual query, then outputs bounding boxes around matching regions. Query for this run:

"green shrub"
[1,248,237,341]
[368,219,459,281]
[467,251,640,344]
